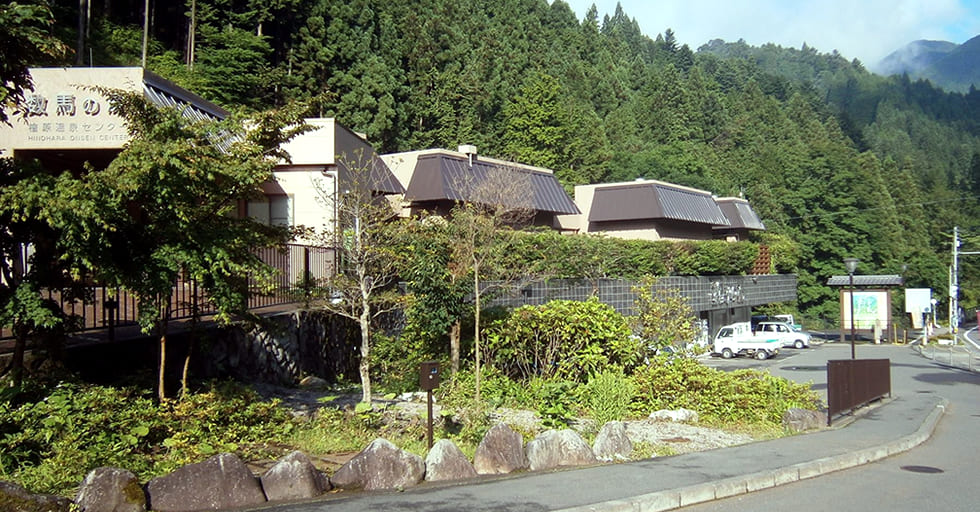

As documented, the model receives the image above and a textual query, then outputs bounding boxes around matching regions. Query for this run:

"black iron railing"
[0,244,335,342]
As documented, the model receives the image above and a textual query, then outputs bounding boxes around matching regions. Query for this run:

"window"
[248,195,292,226]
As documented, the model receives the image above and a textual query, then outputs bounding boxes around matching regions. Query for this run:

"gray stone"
[593,421,633,462]
[299,376,329,389]
[331,438,425,491]
[649,408,699,423]
[473,423,529,475]
[260,451,331,502]
[145,453,266,512]
[0,480,73,512]
[425,439,478,482]
[75,467,146,512]
[525,429,598,471]
[783,408,827,432]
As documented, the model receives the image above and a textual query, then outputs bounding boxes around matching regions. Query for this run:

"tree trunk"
[449,321,461,375]
[473,263,481,402]
[158,332,167,401]
[77,0,88,65]
[359,296,371,404]
[9,324,28,388]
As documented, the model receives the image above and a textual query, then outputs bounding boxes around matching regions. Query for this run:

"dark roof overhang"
[588,182,730,226]
[403,154,579,214]
[826,275,904,287]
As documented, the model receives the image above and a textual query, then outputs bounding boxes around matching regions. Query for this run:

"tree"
[3,91,305,400]
[313,151,404,405]
[0,1,69,126]
[445,166,534,400]
[631,276,700,352]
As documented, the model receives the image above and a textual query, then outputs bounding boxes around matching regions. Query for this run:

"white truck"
[713,322,781,360]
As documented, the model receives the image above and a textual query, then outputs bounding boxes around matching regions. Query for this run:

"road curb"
[559,397,948,512]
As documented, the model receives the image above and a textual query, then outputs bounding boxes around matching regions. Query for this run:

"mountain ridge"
[875,36,980,92]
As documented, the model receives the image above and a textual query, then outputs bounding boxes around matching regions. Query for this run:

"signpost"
[419,361,440,449]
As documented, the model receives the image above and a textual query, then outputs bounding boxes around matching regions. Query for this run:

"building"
[381,145,579,228]
[1,67,225,167]
[558,179,765,241]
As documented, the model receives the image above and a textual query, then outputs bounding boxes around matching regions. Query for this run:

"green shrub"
[578,369,637,429]
[630,356,820,426]
[484,298,640,382]
[0,381,297,496]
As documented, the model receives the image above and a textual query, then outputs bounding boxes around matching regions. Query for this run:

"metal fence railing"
[0,244,335,343]
[827,358,891,425]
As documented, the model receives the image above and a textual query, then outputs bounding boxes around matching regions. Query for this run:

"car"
[755,321,810,349]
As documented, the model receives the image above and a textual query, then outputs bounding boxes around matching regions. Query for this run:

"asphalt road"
[683,342,980,511]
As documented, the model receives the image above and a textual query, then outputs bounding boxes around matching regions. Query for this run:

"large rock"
[425,439,478,482]
[260,451,331,502]
[0,480,73,512]
[592,421,633,462]
[331,438,425,491]
[649,408,699,423]
[145,453,266,512]
[783,408,827,432]
[525,429,597,471]
[473,423,529,475]
[75,467,146,512]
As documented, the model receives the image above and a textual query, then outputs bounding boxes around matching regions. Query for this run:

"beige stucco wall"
[0,67,144,156]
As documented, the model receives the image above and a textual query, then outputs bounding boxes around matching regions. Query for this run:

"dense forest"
[26,0,980,323]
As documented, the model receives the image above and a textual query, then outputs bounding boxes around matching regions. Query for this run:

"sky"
[562,0,980,68]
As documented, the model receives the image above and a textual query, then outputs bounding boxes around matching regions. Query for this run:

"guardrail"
[827,358,891,425]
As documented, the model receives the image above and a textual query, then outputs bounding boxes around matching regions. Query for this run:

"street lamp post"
[844,258,859,359]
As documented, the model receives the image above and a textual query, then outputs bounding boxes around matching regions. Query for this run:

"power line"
[776,194,980,223]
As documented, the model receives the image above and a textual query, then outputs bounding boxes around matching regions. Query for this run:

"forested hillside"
[35,0,980,323]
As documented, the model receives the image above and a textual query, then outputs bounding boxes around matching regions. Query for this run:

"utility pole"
[951,227,958,334]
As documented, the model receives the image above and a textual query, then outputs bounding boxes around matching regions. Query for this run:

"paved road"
[683,342,980,511]
[246,341,948,512]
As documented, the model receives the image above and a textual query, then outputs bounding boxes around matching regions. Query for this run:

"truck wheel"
[721,348,733,359]
[755,350,769,360]
[794,340,805,349]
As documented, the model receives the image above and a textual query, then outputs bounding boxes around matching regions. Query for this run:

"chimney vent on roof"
[458,144,478,167]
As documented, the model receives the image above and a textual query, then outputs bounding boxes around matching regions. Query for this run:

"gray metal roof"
[143,70,228,121]
[826,275,904,287]
[715,198,765,231]
[589,182,730,226]
[403,154,580,214]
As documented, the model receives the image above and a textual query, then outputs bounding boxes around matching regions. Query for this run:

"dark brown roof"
[588,182,730,226]
[826,275,904,287]
[403,154,580,214]
[715,198,765,231]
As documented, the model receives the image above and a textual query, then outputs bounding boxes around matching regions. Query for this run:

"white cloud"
[562,0,980,66]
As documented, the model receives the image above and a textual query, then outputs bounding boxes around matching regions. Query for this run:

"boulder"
[783,408,827,432]
[0,480,73,512]
[145,453,266,512]
[75,467,146,512]
[525,429,597,471]
[298,375,329,389]
[425,439,478,482]
[592,421,633,462]
[649,408,699,423]
[331,438,425,491]
[260,451,331,502]
[473,423,529,475]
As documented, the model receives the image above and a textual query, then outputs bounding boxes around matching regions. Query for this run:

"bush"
[578,370,637,429]
[484,298,640,382]
[630,356,820,426]
[0,381,297,496]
